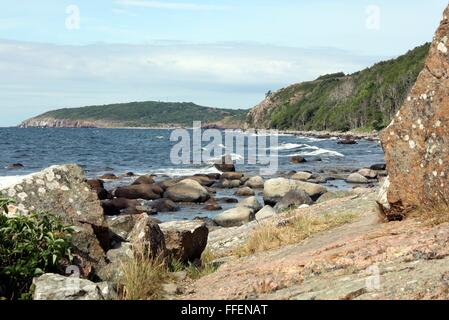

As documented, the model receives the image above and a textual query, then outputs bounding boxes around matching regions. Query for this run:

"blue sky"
[0,0,447,126]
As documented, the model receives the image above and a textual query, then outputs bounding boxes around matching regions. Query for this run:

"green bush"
[0,199,74,300]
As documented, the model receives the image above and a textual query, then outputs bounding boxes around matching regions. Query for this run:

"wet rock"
[346,173,369,184]
[101,198,144,216]
[263,178,327,205]
[164,179,210,203]
[124,172,135,177]
[370,163,387,171]
[127,214,166,258]
[234,187,255,197]
[148,198,180,213]
[274,190,313,212]
[33,273,107,300]
[132,175,155,185]
[213,155,235,172]
[7,163,24,169]
[337,136,358,145]
[159,221,209,263]
[187,176,216,187]
[237,196,263,212]
[115,184,163,200]
[244,176,265,189]
[357,168,378,179]
[222,172,244,180]
[291,171,313,181]
[214,207,255,227]
[255,205,277,220]
[86,179,112,200]
[202,198,222,211]
[99,173,118,180]
[380,5,449,217]
[216,197,239,204]
[290,156,306,164]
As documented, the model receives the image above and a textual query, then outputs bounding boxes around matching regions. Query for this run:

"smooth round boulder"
[357,168,378,179]
[234,187,255,197]
[237,196,263,212]
[290,156,306,164]
[164,179,210,203]
[99,173,118,180]
[222,172,244,180]
[214,155,235,172]
[132,175,155,185]
[274,190,313,213]
[263,178,327,205]
[114,184,163,200]
[101,198,141,216]
[202,198,222,211]
[214,207,255,227]
[148,198,180,212]
[187,175,215,187]
[291,171,313,181]
[244,176,264,189]
[255,205,277,220]
[346,173,369,184]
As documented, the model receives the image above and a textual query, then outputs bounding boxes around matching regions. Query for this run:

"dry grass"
[410,203,449,227]
[235,211,358,257]
[119,244,169,300]
[169,248,219,280]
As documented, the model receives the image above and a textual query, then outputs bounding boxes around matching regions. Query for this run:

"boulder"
[290,156,306,164]
[244,176,264,189]
[316,190,353,204]
[158,178,181,190]
[274,190,313,212]
[222,172,244,180]
[237,196,263,212]
[380,5,449,217]
[202,198,222,211]
[99,173,118,180]
[159,221,209,263]
[114,184,163,200]
[370,163,387,171]
[291,171,313,181]
[148,198,180,212]
[7,163,24,169]
[164,179,210,203]
[234,187,255,197]
[97,242,134,283]
[101,198,140,216]
[263,178,327,205]
[214,207,255,227]
[346,173,369,184]
[214,154,235,172]
[187,176,215,187]
[86,179,112,200]
[127,214,166,258]
[132,175,155,185]
[0,165,109,277]
[106,214,145,240]
[357,168,378,179]
[255,205,277,220]
[376,176,392,215]
[216,197,239,204]
[32,273,107,300]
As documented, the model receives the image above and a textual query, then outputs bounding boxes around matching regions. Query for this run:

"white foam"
[151,166,221,177]
[206,153,244,163]
[289,146,345,158]
[272,143,305,151]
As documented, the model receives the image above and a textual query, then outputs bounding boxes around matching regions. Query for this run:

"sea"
[0,127,385,221]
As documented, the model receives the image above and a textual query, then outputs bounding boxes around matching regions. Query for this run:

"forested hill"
[247,43,430,132]
[19,101,248,128]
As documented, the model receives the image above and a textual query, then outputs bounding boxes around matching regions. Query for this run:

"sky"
[0,0,447,126]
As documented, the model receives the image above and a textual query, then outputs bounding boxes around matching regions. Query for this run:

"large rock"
[274,190,313,212]
[234,187,255,197]
[380,6,449,218]
[114,184,163,200]
[244,176,265,189]
[346,173,369,184]
[148,198,180,212]
[164,179,210,203]
[86,179,112,200]
[33,273,110,300]
[132,175,155,185]
[263,178,327,205]
[0,165,108,278]
[255,205,277,220]
[357,168,378,179]
[127,213,166,258]
[213,154,235,172]
[159,221,209,263]
[101,198,141,216]
[291,171,313,181]
[214,207,255,227]
[237,196,263,212]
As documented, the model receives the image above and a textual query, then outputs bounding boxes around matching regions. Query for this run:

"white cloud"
[115,0,228,11]
[0,39,383,126]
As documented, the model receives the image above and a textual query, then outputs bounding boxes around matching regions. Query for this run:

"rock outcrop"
[380,6,449,218]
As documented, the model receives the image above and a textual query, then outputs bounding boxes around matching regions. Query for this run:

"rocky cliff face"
[19,117,117,128]
[380,5,449,218]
